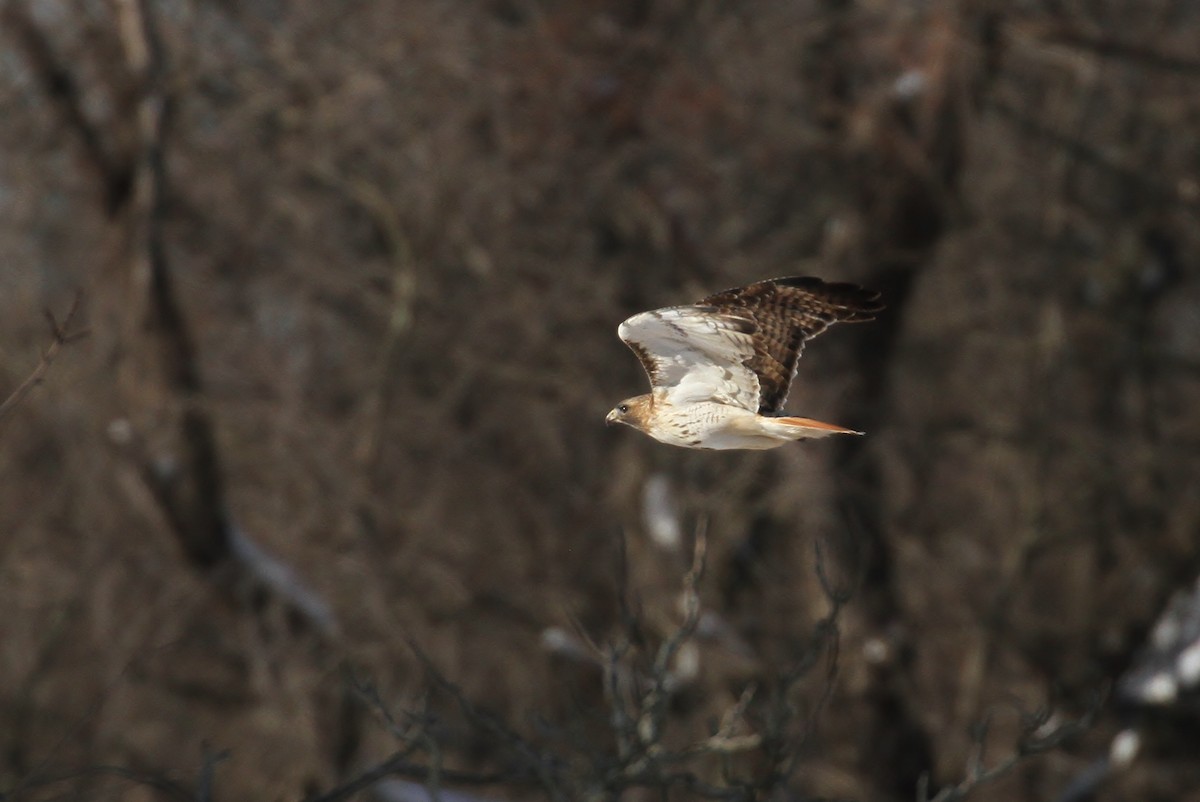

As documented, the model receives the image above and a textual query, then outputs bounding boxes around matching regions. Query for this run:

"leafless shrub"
[920,696,1101,802]
[310,527,848,801]
[314,523,1101,802]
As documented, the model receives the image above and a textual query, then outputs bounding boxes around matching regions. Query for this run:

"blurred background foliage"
[2,1,1200,800]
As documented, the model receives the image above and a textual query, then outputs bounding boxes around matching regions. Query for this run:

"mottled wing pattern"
[699,276,884,414]
[618,306,762,411]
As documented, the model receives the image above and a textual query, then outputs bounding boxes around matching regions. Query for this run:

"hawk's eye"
[618,404,630,414]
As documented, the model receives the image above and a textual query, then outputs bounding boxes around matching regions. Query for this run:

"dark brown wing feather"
[698,276,883,414]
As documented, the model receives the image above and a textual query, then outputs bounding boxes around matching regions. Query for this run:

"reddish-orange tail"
[775,416,863,436]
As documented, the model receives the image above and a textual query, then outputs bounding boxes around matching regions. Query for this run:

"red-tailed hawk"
[606,276,883,450]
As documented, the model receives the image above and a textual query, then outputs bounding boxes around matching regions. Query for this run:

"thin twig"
[406,639,567,799]
[0,292,87,426]
[1041,29,1200,75]
[919,696,1101,802]
[195,746,229,802]
[637,521,708,751]
[988,95,1200,210]
[1,764,193,800]
[304,753,516,802]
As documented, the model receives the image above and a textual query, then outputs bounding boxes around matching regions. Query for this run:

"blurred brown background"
[2,1,1200,800]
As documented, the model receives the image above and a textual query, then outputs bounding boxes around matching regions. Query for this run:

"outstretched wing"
[618,306,762,411]
[699,276,884,415]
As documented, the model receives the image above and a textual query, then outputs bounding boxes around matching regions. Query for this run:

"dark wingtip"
[770,275,885,317]
[771,276,828,291]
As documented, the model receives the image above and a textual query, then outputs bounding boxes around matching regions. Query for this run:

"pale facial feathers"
[605,394,654,432]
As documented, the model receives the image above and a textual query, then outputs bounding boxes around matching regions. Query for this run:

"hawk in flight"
[607,276,883,450]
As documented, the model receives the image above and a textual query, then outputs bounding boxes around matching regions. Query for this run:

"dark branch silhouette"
[0,292,87,426]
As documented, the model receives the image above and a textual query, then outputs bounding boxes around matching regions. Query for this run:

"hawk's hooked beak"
[605,408,618,426]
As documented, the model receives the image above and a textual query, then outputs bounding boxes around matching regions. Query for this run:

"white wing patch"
[618,306,762,412]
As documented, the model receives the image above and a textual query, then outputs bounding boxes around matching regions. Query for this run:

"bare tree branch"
[0,764,193,801]
[918,696,1102,802]
[636,520,707,752]
[98,0,337,635]
[987,95,1200,210]
[1041,29,1200,75]
[304,753,515,802]
[195,746,229,802]
[0,2,132,212]
[406,638,567,798]
[0,292,87,427]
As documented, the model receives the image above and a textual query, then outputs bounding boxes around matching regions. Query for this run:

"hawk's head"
[606,394,653,432]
